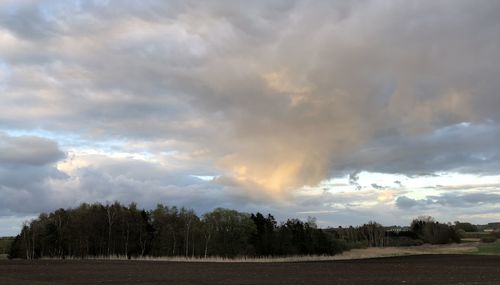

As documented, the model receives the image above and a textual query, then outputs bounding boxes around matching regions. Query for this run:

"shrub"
[410,217,461,244]
[490,231,500,239]
[346,241,369,250]
[454,222,478,233]
[386,236,424,247]
[330,239,349,253]
[480,235,498,243]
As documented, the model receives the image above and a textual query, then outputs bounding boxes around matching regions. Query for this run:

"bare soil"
[1,255,500,285]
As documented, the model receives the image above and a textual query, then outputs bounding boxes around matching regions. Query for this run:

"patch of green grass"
[462,232,490,239]
[475,243,500,255]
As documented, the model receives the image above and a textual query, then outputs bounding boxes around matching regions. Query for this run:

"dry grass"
[41,255,341,263]
[38,242,482,263]
[334,242,479,260]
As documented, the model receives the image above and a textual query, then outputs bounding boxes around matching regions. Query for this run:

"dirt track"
[1,255,500,285]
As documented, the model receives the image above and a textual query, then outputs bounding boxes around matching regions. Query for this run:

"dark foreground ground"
[1,255,500,285]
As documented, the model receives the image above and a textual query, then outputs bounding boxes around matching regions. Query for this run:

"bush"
[330,239,349,253]
[386,236,424,247]
[480,235,498,243]
[410,217,461,244]
[454,222,478,232]
[0,237,14,255]
[462,231,491,239]
[346,241,369,250]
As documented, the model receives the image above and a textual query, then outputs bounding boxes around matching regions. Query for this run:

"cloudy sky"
[1,0,500,236]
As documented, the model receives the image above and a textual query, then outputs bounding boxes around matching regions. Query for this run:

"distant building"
[385,226,410,233]
[487,222,500,230]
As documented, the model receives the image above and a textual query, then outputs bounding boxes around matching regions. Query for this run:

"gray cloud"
[0,133,65,166]
[348,171,362,190]
[0,141,255,219]
[396,196,423,210]
[430,192,500,208]
[396,192,500,210]
[333,122,500,176]
[0,133,67,215]
[2,1,500,177]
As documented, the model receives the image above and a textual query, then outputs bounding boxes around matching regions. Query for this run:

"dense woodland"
[8,202,462,259]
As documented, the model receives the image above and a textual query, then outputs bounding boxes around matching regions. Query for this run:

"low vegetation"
[0,237,14,260]
[480,236,498,243]
[0,237,13,251]
[462,231,491,239]
[475,242,500,255]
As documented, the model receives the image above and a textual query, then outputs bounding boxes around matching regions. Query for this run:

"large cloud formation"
[1,0,500,234]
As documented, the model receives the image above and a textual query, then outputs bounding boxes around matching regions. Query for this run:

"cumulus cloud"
[0,135,225,217]
[1,1,500,231]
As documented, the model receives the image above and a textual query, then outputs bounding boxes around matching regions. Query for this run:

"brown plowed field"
[1,255,500,284]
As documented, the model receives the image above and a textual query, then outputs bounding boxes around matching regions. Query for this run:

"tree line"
[8,203,461,259]
[8,202,343,259]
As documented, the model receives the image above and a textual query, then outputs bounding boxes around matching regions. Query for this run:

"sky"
[1,0,500,236]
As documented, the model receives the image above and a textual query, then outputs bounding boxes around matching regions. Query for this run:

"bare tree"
[106,203,117,256]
